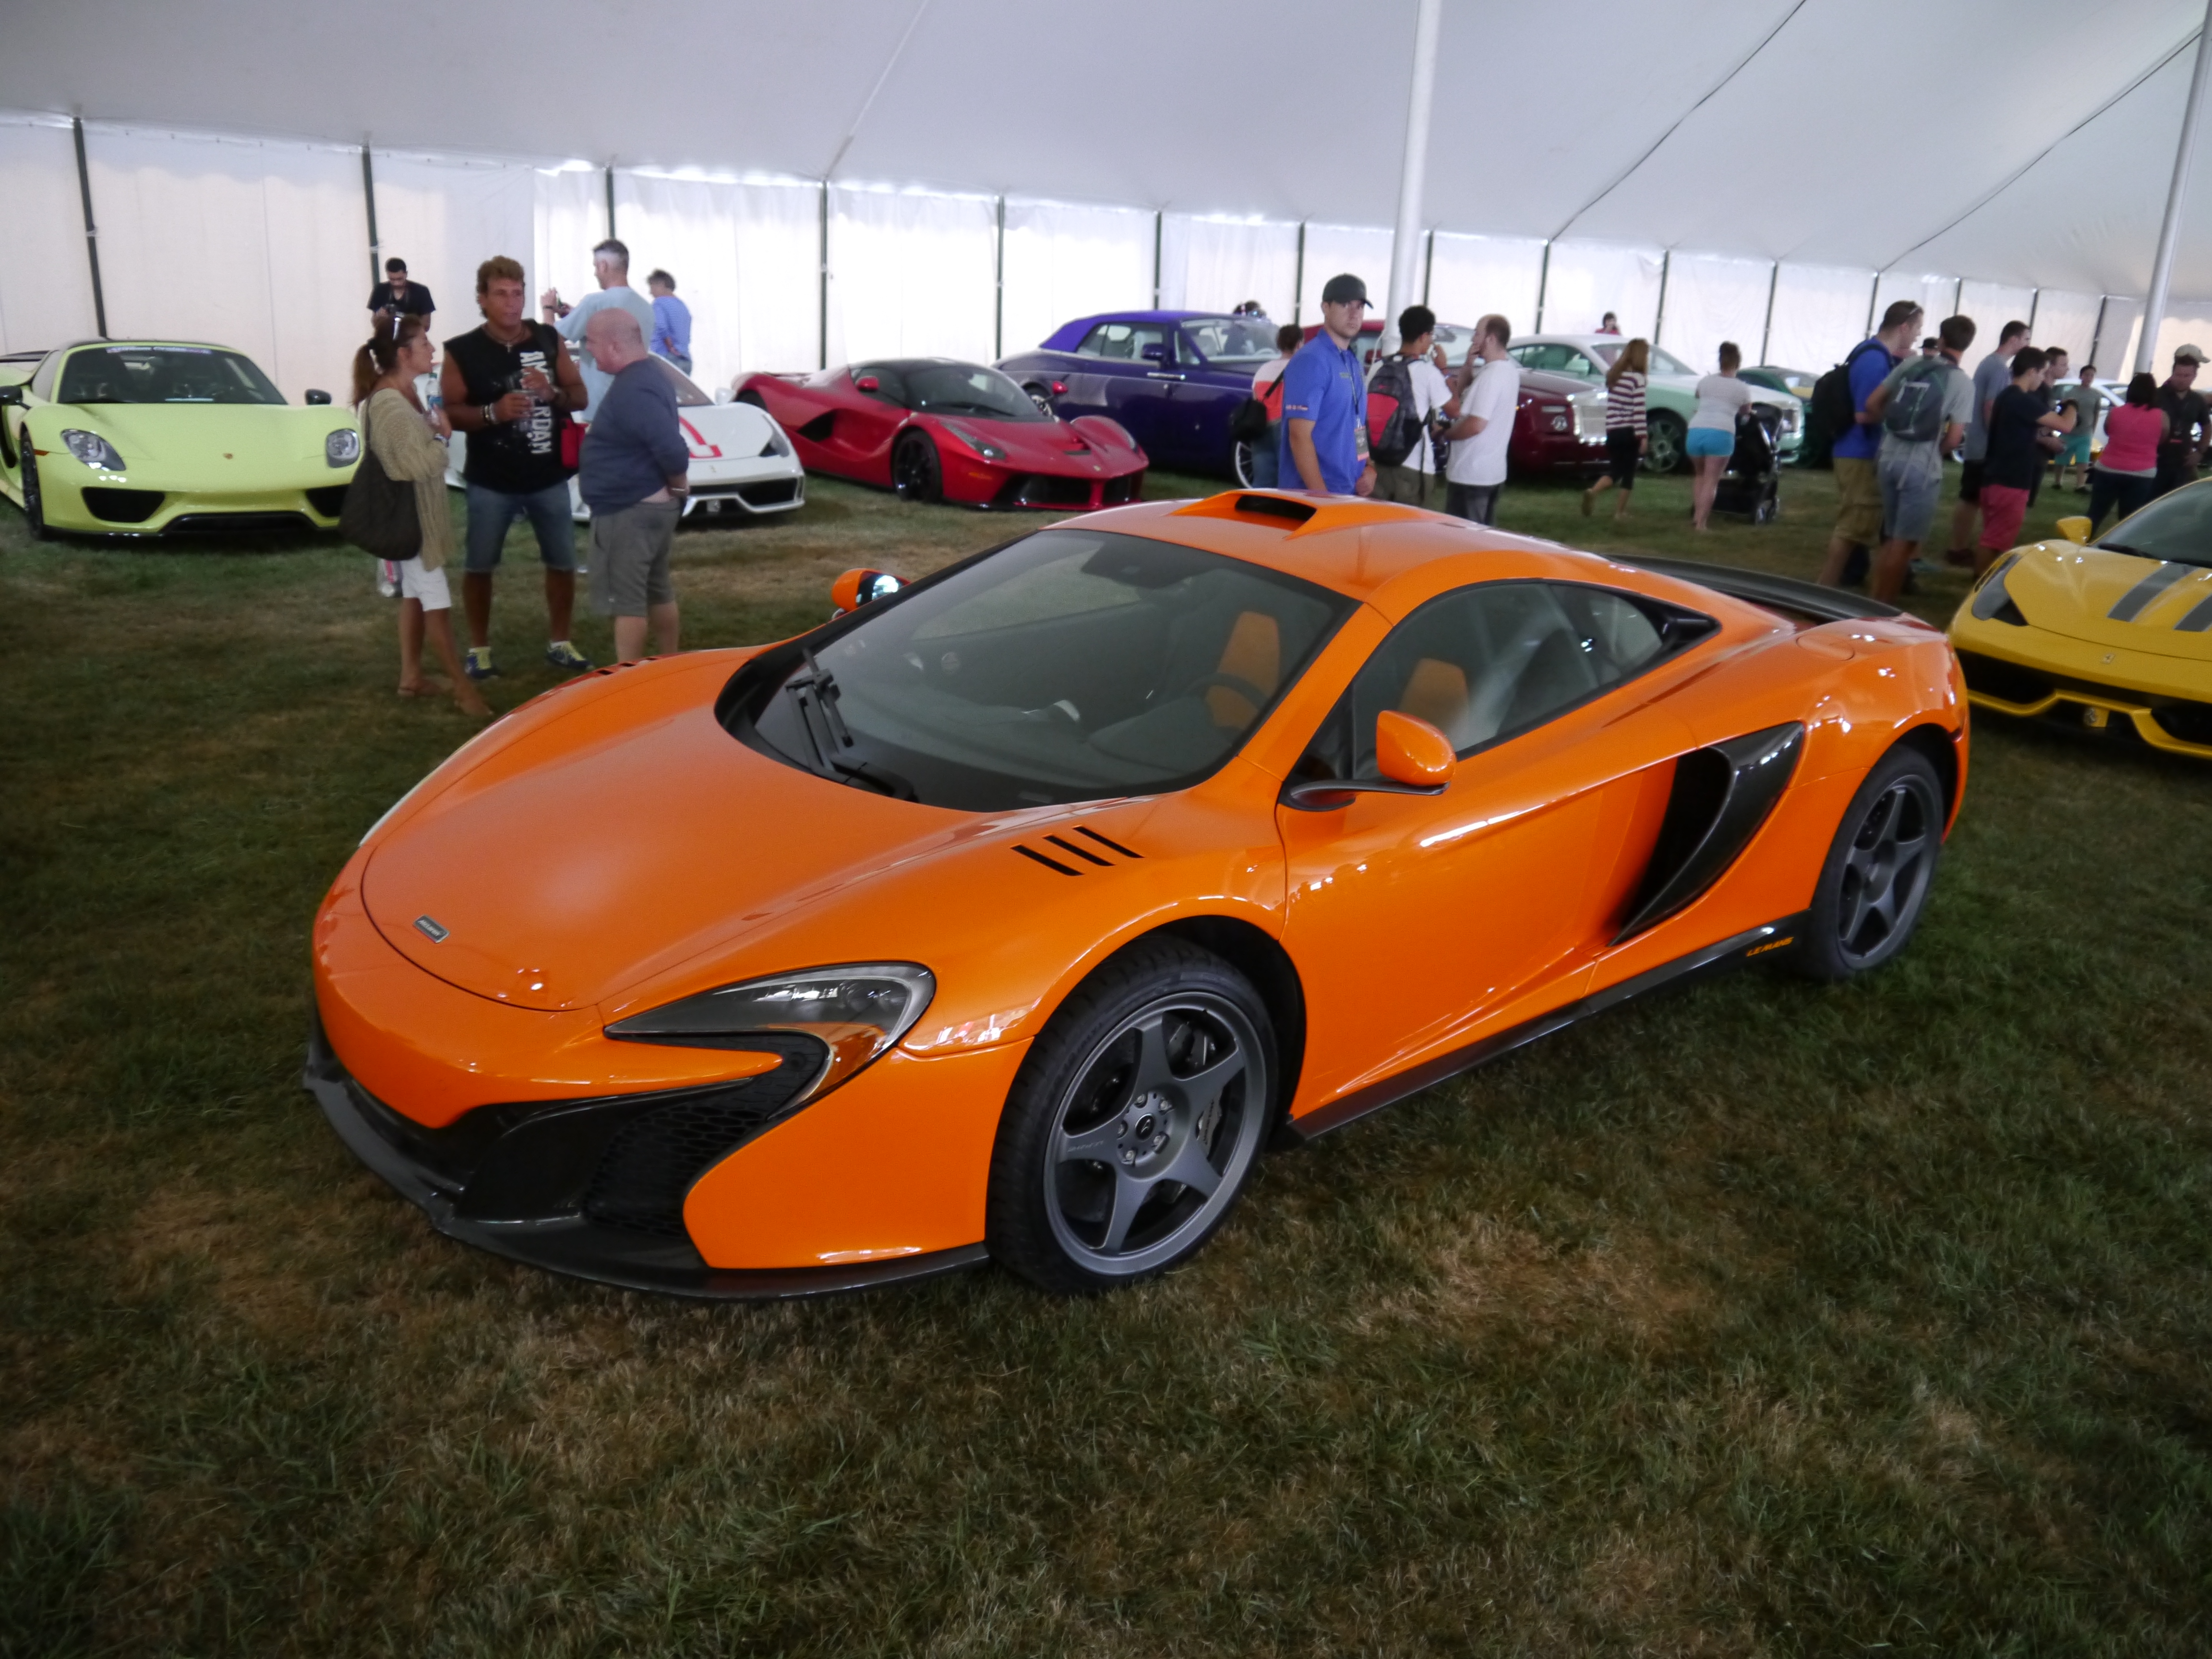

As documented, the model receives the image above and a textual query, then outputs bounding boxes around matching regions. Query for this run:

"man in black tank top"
[440,255,592,681]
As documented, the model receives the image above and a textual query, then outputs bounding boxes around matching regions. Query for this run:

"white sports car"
[440,357,805,521]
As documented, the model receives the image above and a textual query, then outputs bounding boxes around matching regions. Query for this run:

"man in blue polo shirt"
[1280,273,1377,496]
[1818,300,1921,589]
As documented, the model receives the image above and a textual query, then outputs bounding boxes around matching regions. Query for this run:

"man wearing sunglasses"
[1281,273,1377,497]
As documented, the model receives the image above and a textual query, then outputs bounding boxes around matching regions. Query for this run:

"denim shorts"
[464,480,577,573]
[1686,427,1735,459]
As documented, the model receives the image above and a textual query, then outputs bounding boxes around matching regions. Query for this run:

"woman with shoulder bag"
[352,317,489,717]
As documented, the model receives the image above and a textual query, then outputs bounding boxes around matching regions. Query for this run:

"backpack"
[339,402,422,560]
[1807,339,1884,460]
[1366,354,1424,468]
[1881,356,1954,445]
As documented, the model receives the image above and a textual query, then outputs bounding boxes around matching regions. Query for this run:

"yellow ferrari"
[1948,483,2212,759]
[0,340,359,539]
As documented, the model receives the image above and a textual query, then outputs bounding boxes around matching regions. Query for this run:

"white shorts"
[381,558,452,612]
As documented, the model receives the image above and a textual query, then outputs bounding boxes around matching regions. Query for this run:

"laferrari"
[735,358,1146,510]
[1949,483,2212,758]
[307,490,1967,1298]
[0,340,360,538]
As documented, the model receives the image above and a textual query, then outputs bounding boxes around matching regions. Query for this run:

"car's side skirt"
[1283,915,1805,1143]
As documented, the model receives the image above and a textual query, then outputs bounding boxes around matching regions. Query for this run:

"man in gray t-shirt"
[1867,314,1978,603]
[1950,319,2031,558]
[541,238,661,421]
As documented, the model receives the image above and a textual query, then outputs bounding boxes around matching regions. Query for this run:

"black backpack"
[1807,340,1884,466]
[1367,354,1424,468]
[339,402,422,560]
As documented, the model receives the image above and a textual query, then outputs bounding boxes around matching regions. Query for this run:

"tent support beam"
[994,195,1006,360]
[2090,295,2111,368]
[1382,0,1443,349]
[817,182,830,371]
[2140,0,2212,372]
[1152,210,1162,308]
[1421,229,1434,306]
[1292,223,1306,325]
[361,145,381,289]
[1535,240,1551,332]
[604,164,616,242]
[1652,252,1671,347]
[1758,261,1779,365]
[72,115,107,339]
[1864,273,1880,338]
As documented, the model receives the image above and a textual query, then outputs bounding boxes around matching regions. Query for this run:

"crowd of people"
[354,239,694,714]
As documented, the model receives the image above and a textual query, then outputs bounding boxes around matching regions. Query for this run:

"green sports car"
[0,340,360,539]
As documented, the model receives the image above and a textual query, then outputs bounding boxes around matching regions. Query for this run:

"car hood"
[1516,370,1593,401]
[359,657,1001,1013]
[925,412,1141,469]
[2002,543,2212,661]
[50,402,350,477]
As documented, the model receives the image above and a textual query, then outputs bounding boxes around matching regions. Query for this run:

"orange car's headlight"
[605,964,937,1101]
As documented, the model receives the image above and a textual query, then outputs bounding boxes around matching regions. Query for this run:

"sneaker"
[545,640,594,673]
[463,646,501,681]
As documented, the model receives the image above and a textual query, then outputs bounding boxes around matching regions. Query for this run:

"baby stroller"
[1712,403,1782,524]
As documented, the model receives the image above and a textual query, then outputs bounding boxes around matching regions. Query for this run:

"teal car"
[1503,335,1803,474]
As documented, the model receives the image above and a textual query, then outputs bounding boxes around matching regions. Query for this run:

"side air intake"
[1615,723,1804,943]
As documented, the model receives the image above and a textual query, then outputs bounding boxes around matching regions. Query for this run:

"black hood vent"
[1012,825,1143,877]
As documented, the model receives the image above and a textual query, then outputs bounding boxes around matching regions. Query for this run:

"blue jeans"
[464,479,577,573]
[1248,425,1279,487]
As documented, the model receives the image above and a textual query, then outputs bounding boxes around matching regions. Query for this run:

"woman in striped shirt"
[1583,337,1649,521]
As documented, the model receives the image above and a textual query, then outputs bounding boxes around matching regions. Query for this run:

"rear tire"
[1645,411,1687,476]
[1232,440,1256,487]
[891,430,943,504]
[1794,745,1945,981]
[986,939,1274,1294]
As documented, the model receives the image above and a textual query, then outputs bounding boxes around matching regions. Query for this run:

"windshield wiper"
[779,651,919,797]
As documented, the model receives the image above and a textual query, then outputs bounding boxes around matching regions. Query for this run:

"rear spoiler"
[1610,555,1905,625]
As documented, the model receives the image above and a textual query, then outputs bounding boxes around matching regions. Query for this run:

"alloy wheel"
[1835,773,1937,966]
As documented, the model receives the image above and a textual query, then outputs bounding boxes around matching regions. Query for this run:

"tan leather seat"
[1206,611,1283,727]
[1397,657,1469,740]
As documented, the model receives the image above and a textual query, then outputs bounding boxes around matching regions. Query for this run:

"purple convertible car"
[997,312,1279,482]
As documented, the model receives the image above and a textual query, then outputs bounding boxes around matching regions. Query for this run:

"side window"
[1509,343,1577,373]
[31,350,66,400]
[852,363,906,405]
[1296,582,1683,782]
[1078,322,1166,362]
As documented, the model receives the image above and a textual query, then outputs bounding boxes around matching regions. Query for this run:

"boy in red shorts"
[1977,347,2073,572]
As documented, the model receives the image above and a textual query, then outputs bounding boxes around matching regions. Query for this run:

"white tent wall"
[2128,302,2212,370]
[1542,241,1662,338]
[611,172,747,388]
[0,115,99,353]
[1155,217,1298,320]
[2027,290,2105,364]
[82,122,364,401]
[1765,265,1877,371]
[1874,273,1957,340]
[1656,253,1770,376]
[1297,225,1392,323]
[369,150,538,345]
[1957,281,2037,362]
[534,167,610,325]
[1425,233,1543,335]
[999,200,1155,356]
[827,186,996,366]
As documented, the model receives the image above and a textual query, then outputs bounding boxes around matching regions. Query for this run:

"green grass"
[5,465,2212,1656]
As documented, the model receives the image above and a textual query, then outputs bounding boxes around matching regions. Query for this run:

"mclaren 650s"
[307,490,1968,1298]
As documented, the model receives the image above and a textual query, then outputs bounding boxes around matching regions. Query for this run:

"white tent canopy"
[7,0,2212,396]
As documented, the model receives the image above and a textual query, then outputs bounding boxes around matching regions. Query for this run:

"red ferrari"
[737,359,1147,510]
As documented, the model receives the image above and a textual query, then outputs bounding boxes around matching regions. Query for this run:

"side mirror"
[831,567,905,615]
[856,374,881,393]
[1281,710,1455,809]
[2054,515,2091,545]
[0,384,22,406]
[304,388,332,406]
[714,386,733,404]
[1140,344,1167,363]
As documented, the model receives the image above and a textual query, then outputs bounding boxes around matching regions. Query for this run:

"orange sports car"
[306,491,1967,1298]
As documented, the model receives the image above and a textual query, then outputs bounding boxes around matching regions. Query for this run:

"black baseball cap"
[1320,273,1368,306]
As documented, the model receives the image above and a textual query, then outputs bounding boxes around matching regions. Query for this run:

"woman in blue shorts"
[1688,341,1753,531]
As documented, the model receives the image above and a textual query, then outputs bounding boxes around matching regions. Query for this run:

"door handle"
[1146,372,1186,381]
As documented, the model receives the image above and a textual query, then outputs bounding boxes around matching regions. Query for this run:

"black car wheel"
[986,938,1273,1294]
[892,430,943,504]
[1795,745,1945,981]
[1232,440,1256,487]
[20,445,51,541]
[1644,411,1687,475]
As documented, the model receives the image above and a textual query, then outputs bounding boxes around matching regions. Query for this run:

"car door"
[825,364,913,481]
[1277,578,1701,1111]
[1163,330,1244,470]
[1066,321,1174,455]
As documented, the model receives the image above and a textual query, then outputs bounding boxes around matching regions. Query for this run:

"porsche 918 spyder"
[0,340,359,538]
[735,359,1145,510]
[307,490,1967,1299]
[1949,483,2212,758]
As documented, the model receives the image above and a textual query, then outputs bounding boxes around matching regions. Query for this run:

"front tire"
[1795,745,1945,981]
[1644,411,1687,476]
[21,446,51,540]
[1232,440,1256,487]
[986,939,1274,1294]
[891,430,943,504]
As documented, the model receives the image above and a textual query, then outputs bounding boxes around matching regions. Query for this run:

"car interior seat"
[1205,610,1282,728]
[1396,657,1470,743]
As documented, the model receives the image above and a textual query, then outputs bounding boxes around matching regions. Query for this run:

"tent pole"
[604,164,616,241]
[1652,251,1671,347]
[1292,222,1306,325]
[1952,277,1962,320]
[994,195,1006,359]
[2090,295,2110,368]
[361,145,381,289]
[817,182,830,371]
[1535,240,1551,332]
[1758,261,1779,365]
[1421,229,1434,306]
[1152,210,1163,308]
[1382,0,1444,350]
[2026,287,2040,337]
[2142,0,2212,373]
[72,115,107,339]
[1864,273,1880,337]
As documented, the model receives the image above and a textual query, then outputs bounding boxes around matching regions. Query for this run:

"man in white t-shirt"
[1442,314,1519,525]
[1371,305,1454,505]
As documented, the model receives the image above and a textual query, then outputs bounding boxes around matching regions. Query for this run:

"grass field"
[5,461,2212,1657]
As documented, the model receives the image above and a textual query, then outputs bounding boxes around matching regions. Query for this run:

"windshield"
[1589,341,1696,378]
[1179,316,1281,363]
[652,356,711,407]
[882,361,1046,422]
[731,529,1353,811]
[58,344,286,406]
[2095,483,2212,568]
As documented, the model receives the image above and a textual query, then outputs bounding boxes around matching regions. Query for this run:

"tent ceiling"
[5,0,2212,296]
